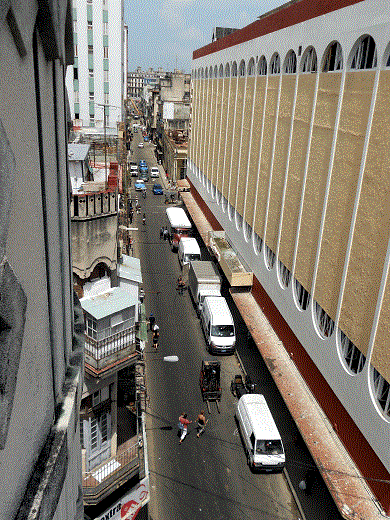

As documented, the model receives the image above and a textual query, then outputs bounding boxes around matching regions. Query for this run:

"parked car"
[153,183,163,195]
[134,180,146,191]
[150,167,159,178]
[140,172,149,182]
[139,160,147,166]
[138,142,144,148]
[130,165,139,177]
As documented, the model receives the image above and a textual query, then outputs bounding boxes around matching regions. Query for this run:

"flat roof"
[80,287,136,320]
[238,394,281,439]
[118,255,142,283]
[68,143,90,162]
[193,0,364,60]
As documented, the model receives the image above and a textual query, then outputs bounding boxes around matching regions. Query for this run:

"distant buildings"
[66,0,126,129]
[0,2,84,519]
[127,66,166,99]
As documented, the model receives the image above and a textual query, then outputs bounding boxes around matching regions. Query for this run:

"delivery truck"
[188,261,222,316]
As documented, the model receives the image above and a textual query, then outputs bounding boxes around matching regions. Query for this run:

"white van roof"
[238,394,281,440]
[204,296,233,325]
[180,237,201,253]
[166,207,191,229]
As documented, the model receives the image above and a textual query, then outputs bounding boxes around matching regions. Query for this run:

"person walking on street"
[142,213,146,225]
[163,227,169,241]
[177,275,185,295]
[160,227,164,240]
[152,326,159,350]
[196,411,208,438]
[149,313,155,331]
[178,413,192,444]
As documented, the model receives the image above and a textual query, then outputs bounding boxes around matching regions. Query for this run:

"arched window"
[301,46,317,73]
[225,63,230,77]
[201,68,204,78]
[205,68,208,79]
[231,62,238,77]
[278,261,291,288]
[209,66,213,77]
[350,35,377,70]
[284,50,297,73]
[314,302,335,338]
[294,279,310,310]
[372,368,390,417]
[270,53,280,74]
[248,58,255,76]
[214,65,218,77]
[239,60,246,76]
[243,221,252,241]
[253,233,263,254]
[258,56,267,76]
[322,41,343,72]
[219,64,224,77]
[339,330,366,374]
[265,244,275,269]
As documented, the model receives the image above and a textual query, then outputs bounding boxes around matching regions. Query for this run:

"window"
[301,46,317,73]
[225,63,230,77]
[90,413,110,453]
[314,302,335,338]
[323,41,343,72]
[74,67,78,80]
[340,330,366,374]
[270,53,280,74]
[278,261,291,288]
[103,21,108,34]
[350,35,377,70]
[88,45,93,54]
[248,58,255,76]
[103,70,109,82]
[75,112,80,119]
[89,69,93,77]
[73,20,77,33]
[373,368,390,417]
[214,65,218,77]
[294,279,310,310]
[92,387,110,406]
[231,62,237,77]
[80,418,84,448]
[89,93,94,101]
[258,56,267,76]
[103,47,109,59]
[284,50,297,73]
[253,233,263,254]
[74,44,78,57]
[86,316,97,339]
[87,20,92,30]
[265,244,275,270]
[239,60,246,76]
[219,64,224,77]
[74,91,79,103]
[104,93,109,105]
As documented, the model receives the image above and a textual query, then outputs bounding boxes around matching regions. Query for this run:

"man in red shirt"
[178,413,192,444]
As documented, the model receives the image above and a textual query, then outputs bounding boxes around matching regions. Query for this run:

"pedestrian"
[170,193,175,203]
[178,413,192,444]
[160,227,164,240]
[142,189,146,199]
[142,213,146,225]
[177,275,185,295]
[196,410,208,438]
[149,313,155,331]
[163,227,169,241]
[152,327,159,350]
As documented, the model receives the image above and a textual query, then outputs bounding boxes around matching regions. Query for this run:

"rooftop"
[80,287,136,320]
[68,143,90,162]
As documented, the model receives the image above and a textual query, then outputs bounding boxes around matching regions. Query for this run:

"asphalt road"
[129,130,343,520]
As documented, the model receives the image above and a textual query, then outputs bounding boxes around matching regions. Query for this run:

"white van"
[178,237,201,267]
[235,394,285,472]
[200,296,235,354]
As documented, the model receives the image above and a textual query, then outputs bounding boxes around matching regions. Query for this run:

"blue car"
[152,183,163,195]
[139,160,147,167]
[135,180,146,191]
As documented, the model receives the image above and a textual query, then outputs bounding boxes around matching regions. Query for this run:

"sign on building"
[162,102,174,120]
[95,477,149,520]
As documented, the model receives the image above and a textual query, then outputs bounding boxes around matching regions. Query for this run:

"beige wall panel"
[253,75,280,238]
[197,79,205,172]
[316,71,375,329]
[229,78,245,204]
[193,79,201,162]
[199,78,209,175]
[245,77,267,225]
[217,78,229,192]
[338,72,389,361]
[279,74,317,270]
[202,78,212,177]
[206,80,218,182]
[294,73,342,292]
[211,79,223,186]
[237,77,255,217]
[222,78,237,199]
[266,75,295,251]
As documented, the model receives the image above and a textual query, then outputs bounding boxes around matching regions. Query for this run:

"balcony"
[83,436,139,505]
[85,326,137,375]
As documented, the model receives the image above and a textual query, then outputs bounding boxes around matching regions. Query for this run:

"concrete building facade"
[0,1,84,519]
[66,0,125,128]
[190,0,390,512]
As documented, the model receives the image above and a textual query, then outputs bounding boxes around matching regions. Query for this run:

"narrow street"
[129,131,343,520]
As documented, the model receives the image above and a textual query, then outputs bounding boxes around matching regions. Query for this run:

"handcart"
[230,374,256,399]
[199,360,221,413]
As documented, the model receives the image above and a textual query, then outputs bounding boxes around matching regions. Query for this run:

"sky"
[124,0,287,73]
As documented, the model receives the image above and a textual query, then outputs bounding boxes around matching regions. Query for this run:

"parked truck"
[187,261,222,316]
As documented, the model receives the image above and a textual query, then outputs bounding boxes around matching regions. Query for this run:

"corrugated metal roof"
[118,255,143,283]
[80,287,135,320]
[68,143,90,162]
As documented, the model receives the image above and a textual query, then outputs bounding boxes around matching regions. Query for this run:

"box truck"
[188,261,222,315]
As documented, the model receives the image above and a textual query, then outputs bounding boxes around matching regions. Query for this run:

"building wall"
[66,0,124,127]
[0,2,83,519]
[189,0,390,477]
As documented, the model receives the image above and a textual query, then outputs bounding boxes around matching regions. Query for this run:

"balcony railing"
[85,326,136,371]
[83,438,139,504]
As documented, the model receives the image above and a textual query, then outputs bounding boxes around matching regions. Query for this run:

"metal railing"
[85,326,136,360]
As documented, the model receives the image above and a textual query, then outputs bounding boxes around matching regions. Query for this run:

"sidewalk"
[179,188,387,520]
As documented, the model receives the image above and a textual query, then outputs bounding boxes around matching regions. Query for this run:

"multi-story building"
[66,0,125,128]
[189,0,390,513]
[0,2,84,519]
[127,67,165,99]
